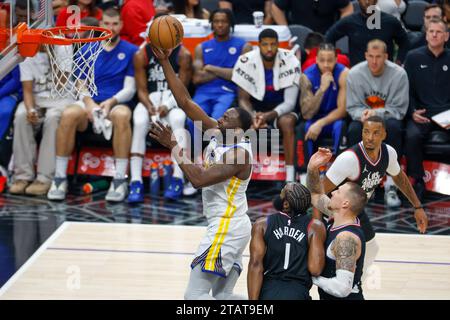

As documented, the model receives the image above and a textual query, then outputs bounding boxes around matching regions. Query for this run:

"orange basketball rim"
[16,22,113,57]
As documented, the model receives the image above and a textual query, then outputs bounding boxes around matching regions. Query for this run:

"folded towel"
[92,107,112,141]
[232,47,301,101]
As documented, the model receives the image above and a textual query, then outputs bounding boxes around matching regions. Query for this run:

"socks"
[55,156,69,178]
[285,165,295,182]
[130,156,143,182]
[114,158,129,180]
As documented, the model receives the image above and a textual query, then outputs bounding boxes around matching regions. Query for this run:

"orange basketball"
[148,15,184,50]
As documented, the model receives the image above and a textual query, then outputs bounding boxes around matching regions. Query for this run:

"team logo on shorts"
[118,53,126,60]
[229,47,237,55]
[443,65,448,72]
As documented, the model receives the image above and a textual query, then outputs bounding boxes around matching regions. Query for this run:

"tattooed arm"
[307,148,335,217]
[312,232,361,298]
[299,74,326,120]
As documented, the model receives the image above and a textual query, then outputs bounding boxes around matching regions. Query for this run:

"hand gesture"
[99,98,116,118]
[158,105,169,118]
[320,72,334,92]
[414,208,428,234]
[412,109,430,124]
[150,44,172,61]
[26,108,40,125]
[305,121,323,141]
[149,120,177,150]
[308,147,332,170]
[147,104,157,116]
[361,109,375,122]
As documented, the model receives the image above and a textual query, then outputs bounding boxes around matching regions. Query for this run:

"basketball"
[148,15,184,50]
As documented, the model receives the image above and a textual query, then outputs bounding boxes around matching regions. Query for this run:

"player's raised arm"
[151,45,218,131]
[307,148,335,217]
[149,122,251,188]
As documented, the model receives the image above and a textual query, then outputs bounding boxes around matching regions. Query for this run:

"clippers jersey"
[319,219,366,300]
[202,137,253,221]
[263,212,312,287]
[144,44,181,93]
[349,142,389,199]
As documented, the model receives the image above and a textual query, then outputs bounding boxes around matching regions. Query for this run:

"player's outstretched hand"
[414,208,428,234]
[149,120,177,150]
[150,44,172,61]
[308,148,332,170]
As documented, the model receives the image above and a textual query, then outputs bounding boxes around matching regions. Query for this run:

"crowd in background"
[0,0,449,205]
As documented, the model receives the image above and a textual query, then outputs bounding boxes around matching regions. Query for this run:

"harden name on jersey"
[273,225,306,243]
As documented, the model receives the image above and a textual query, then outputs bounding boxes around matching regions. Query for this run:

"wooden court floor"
[0,222,449,300]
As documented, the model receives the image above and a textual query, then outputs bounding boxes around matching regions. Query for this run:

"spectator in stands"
[9,47,74,196]
[346,39,409,207]
[189,9,251,140]
[444,0,450,28]
[409,3,448,50]
[120,0,155,46]
[404,18,450,200]
[56,0,102,27]
[14,0,33,25]
[154,0,174,15]
[377,0,407,22]
[0,67,22,178]
[232,28,300,182]
[52,0,69,21]
[326,0,409,66]
[301,32,350,71]
[219,0,273,25]
[410,3,450,50]
[271,0,353,35]
[130,22,193,203]
[299,43,349,165]
[47,7,138,202]
[172,0,209,19]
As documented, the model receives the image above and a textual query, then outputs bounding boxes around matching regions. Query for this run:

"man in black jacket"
[325,0,409,66]
[404,18,450,200]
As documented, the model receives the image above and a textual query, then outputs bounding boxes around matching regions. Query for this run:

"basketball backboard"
[0,0,53,80]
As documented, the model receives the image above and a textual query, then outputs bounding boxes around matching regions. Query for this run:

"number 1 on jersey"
[283,243,291,269]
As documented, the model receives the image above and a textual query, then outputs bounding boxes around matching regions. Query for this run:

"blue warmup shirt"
[251,69,285,112]
[83,40,138,103]
[304,63,345,119]
[196,36,246,94]
[0,66,22,100]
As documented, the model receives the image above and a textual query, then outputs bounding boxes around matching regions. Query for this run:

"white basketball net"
[43,28,111,100]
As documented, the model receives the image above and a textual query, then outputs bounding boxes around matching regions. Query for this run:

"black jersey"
[263,212,312,287]
[318,218,366,300]
[144,44,181,93]
[349,142,390,199]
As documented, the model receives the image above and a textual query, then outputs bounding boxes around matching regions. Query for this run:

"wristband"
[414,206,423,210]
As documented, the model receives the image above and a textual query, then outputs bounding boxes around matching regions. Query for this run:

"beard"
[262,54,276,62]
[110,34,120,44]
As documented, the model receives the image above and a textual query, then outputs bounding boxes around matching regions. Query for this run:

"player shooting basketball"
[149,43,255,300]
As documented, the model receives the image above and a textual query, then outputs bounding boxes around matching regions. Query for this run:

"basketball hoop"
[16,23,113,99]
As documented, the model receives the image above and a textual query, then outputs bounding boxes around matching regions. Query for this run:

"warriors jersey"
[201,136,253,220]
